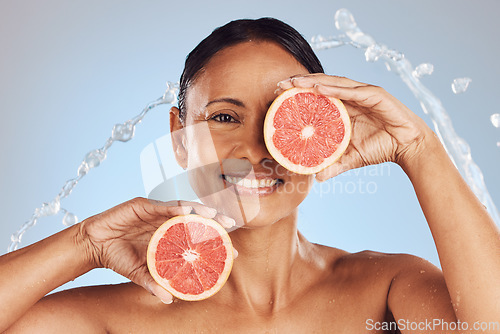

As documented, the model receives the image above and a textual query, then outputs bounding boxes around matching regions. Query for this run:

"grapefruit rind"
[264,87,351,175]
[147,214,233,301]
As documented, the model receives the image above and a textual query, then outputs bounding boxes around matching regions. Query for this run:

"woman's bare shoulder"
[313,244,443,288]
[314,244,438,272]
[8,282,161,333]
[314,245,452,315]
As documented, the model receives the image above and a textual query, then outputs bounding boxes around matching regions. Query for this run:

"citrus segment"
[264,87,351,174]
[147,214,233,301]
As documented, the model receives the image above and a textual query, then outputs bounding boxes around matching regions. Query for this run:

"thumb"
[315,162,346,182]
[139,270,174,304]
[316,148,364,182]
[316,145,366,182]
[144,279,174,304]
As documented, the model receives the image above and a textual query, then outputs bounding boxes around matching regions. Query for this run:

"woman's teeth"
[224,176,278,188]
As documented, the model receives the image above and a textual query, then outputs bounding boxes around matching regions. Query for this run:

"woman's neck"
[220,209,318,314]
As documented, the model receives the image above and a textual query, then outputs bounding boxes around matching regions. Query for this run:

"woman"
[2,18,499,333]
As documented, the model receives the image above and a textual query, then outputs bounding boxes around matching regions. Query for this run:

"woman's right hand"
[79,197,236,304]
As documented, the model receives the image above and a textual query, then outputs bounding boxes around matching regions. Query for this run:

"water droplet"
[490,113,500,128]
[40,204,49,215]
[112,121,135,142]
[451,77,472,94]
[365,44,382,62]
[10,231,21,243]
[77,161,89,177]
[162,82,178,104]
[163,90,176,104]
[333,9,376,47]
[59,179,78,198]
[62,212,78,226]
[413,63,434,78]
[34,207,41,217]
[386,49,404,61]
[40,198,60,216]
[351,33,375,48]
[496,141,500,148]
[456,138,471,158]
[335,8,358,32]
[311,34,325,43]
[467,162,485,191]
[84,149,106,169]
[310,35,345,50]
[102,138,114,151]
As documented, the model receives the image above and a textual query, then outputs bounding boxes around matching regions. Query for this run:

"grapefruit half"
[147,214,233,301]
[264,87,351,174]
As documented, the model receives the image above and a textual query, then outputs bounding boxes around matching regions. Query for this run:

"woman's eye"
[211,113,237,123]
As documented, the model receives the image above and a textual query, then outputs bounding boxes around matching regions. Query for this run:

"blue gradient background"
[1,0,499,292]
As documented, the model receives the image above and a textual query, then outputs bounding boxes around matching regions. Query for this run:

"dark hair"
[177,18,324,122]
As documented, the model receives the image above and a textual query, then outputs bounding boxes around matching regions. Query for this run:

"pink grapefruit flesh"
[264,87,351,174]
[147,214,233,301]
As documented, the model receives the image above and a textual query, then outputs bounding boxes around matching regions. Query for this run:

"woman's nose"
[231,123,273,165]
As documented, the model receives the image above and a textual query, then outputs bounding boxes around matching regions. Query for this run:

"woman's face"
[171,41,314,227]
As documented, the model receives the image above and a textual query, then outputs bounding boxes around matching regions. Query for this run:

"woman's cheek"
[210,132,238,161]
[186,123,221,168]
[284,175,314,200]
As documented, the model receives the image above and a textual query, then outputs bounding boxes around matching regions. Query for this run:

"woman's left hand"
[277,74,433,181]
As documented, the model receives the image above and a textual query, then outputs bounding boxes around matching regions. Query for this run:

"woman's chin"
[196,196,262,227]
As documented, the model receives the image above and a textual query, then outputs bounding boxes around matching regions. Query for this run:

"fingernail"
[277,78,290,86]
[205,207,218,218]
[150,284,174,304]
[161,296,173,304]
[314,83,324,91]
[144,282,154,295]
[315,176,326,183]
[219,215,236,228]
[181,206,193,215]
[274,87,281,95]
[233,248,239,258]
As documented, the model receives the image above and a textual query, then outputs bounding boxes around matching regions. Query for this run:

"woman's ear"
[170,107,188,169]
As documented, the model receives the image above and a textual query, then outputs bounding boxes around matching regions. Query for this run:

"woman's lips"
[221,175,283,196]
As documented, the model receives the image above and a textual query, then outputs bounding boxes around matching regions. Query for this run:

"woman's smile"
[221,172,284,196]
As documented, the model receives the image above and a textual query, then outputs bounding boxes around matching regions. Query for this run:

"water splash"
[311,8,499,225]
[8,82,179,252]
[491,112,499,152]
[413,63,434,78]
[451,77,472,94]
[490,113,500,128]
[334,9,376,48]
[310,35,347,50]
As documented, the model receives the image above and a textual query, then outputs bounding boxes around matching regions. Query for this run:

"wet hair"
[177,17,324,122]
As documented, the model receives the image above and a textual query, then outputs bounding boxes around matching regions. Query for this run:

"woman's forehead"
[186,41,309,111]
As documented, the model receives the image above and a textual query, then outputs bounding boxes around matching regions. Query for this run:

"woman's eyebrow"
[205,98,245,108]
